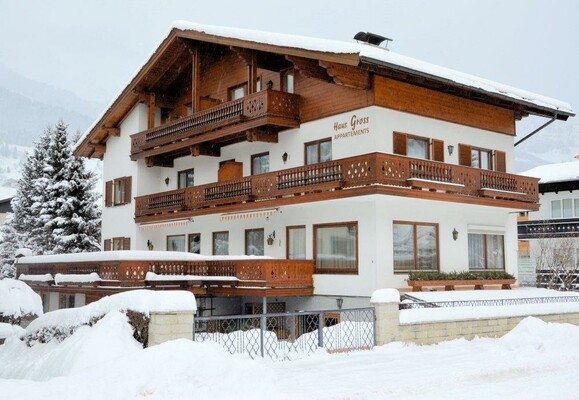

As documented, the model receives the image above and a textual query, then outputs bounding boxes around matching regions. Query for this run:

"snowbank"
[25,290,196,333]
[522,160,579,183]
[0,278,43,318]
[55,273,100,284]
[0,322,25,339]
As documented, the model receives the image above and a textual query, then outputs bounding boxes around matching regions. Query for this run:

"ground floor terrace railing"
[16,258,314,296]
[135,152,539,221]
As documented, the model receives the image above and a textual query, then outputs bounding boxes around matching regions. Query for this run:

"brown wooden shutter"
[123,237,131,250]
[105,181,113,207]
[458,144,472,167]
[432,139,444,162]
[124,176,132,204]
[495,150,506,172]
[393,132,407,155]
[104,239,111,251]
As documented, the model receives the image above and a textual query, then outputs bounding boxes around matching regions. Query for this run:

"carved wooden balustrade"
[130,89,300,159]
[16,258,315,296]
[135,153,540,221]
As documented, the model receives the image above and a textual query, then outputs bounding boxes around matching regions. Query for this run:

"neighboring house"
[0,187,15,226]
[17,23,574,314]
[518,160,579,286]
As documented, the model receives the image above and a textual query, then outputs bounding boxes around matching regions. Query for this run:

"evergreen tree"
[0,121,101,278]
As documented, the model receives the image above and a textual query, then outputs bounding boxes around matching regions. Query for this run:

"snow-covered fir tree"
[0,121,100,278]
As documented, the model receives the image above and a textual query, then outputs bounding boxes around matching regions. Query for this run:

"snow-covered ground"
[1,313,579,398]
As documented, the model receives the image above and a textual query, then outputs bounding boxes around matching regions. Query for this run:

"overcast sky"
[0,0,577,133]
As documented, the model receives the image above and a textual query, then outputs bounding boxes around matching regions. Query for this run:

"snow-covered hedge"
[22,290,196,347]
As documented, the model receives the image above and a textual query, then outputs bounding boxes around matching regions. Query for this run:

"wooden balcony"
[130,89,300,161]
[135,153,540,222]
[16,257,314,298]
[518,218,579,239]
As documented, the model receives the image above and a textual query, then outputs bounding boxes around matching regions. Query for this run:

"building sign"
[333,114,370,140]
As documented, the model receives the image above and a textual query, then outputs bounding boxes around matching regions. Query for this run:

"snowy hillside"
[515,120,579,172]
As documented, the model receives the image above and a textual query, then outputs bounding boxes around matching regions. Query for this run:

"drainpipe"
[514,114,557,147]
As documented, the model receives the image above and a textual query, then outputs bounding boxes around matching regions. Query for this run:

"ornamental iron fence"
[193,307,375,360]
[400,294,579,309]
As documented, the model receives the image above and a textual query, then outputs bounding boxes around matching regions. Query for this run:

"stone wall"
[372,290,579,346]
[148,311,194,346]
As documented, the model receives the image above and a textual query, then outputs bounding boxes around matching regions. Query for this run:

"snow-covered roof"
[0,186,16,203]
[521,160,579,184]
[16,250,272,264]
[75,22,574,155]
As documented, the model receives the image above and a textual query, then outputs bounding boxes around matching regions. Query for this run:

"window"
[229,84,246,100]
[245,228,265,256]
[104,237,130,251]
[213,231,229,255]
[458,144,506,172]
[188,233,201,254]
[167,235,186,252]
[314,222,357,274]
[282,70,294,93]
[468,233,505,270]
[393,222,438,272]
[471,147,493,170]
[178,169,194,189]
[251,152,270,175]
[305,138,332,165]
[59,294,75,309]
[551,199,576,219]
[105,177,132,207]
[256,77,262,92]
[393,132,444,162]
[287,225,306,260]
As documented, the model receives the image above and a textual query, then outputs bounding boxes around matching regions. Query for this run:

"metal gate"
[193,307,375,360]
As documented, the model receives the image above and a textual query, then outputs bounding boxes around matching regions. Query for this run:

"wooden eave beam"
[286,56,332,82]
[146,39,189,90]
[319,61,371,90]
[145,156,174,168]
[103,126,120,137]
[246,128,278,143]
[89,143,106,154]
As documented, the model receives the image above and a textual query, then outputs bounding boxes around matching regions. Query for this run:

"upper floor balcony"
[134,152,540,223]
[518,218,579,239]
[130,89,300,163]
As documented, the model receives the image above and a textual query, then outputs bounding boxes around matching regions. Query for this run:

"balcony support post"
[148,93,156,129]
[191,49,200,113]
[246,129,278,143]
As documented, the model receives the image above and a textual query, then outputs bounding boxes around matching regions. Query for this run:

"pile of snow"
[18,273,54,282]
[54,273,100,285]
[14,248,33,258]
[145,272,238,282]
[522,159,579,183]
[3,317,579,398]
[25,290,196,334]
[0,322,24,339]
[370,288,400,303]
[0,278,43,318]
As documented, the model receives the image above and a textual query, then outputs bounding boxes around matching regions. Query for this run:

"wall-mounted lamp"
[452,228,459,241]
[164,177,170,186]
[336,298,344,309]
[146,240,154,251]
[188,217,195,223]
[266,80,273,90]
[267,231,276,245]
[282,152,288,164]
[447,145,454,156]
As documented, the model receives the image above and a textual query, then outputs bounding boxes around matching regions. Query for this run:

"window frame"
[212,231,229,256]
[405,134,431,160]
[304,138,332,165]
[250,152,270,175]
[106,176,132,207]
[393,221,440,274]
[470,146,494,170]
[286,225,306,260]
[468,233,505,271]
[281,69,295,93]
[313,221,358,275]
[188,233,201,254]
[177,168,195,189]
[166,234,186,252]
[245,228,265,256]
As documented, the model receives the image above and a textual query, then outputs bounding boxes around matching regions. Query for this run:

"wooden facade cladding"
[130,89,299,162]
[374,76,516,135]
[134,152,540,223]
[16,258,315,298]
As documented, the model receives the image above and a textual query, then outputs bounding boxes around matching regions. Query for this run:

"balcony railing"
[130,90,300,158]
[518,218,579,239]
[135,153,539,221]
[16,258,315,296]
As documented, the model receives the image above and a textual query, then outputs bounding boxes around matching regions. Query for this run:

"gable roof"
[75,21,575,158]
